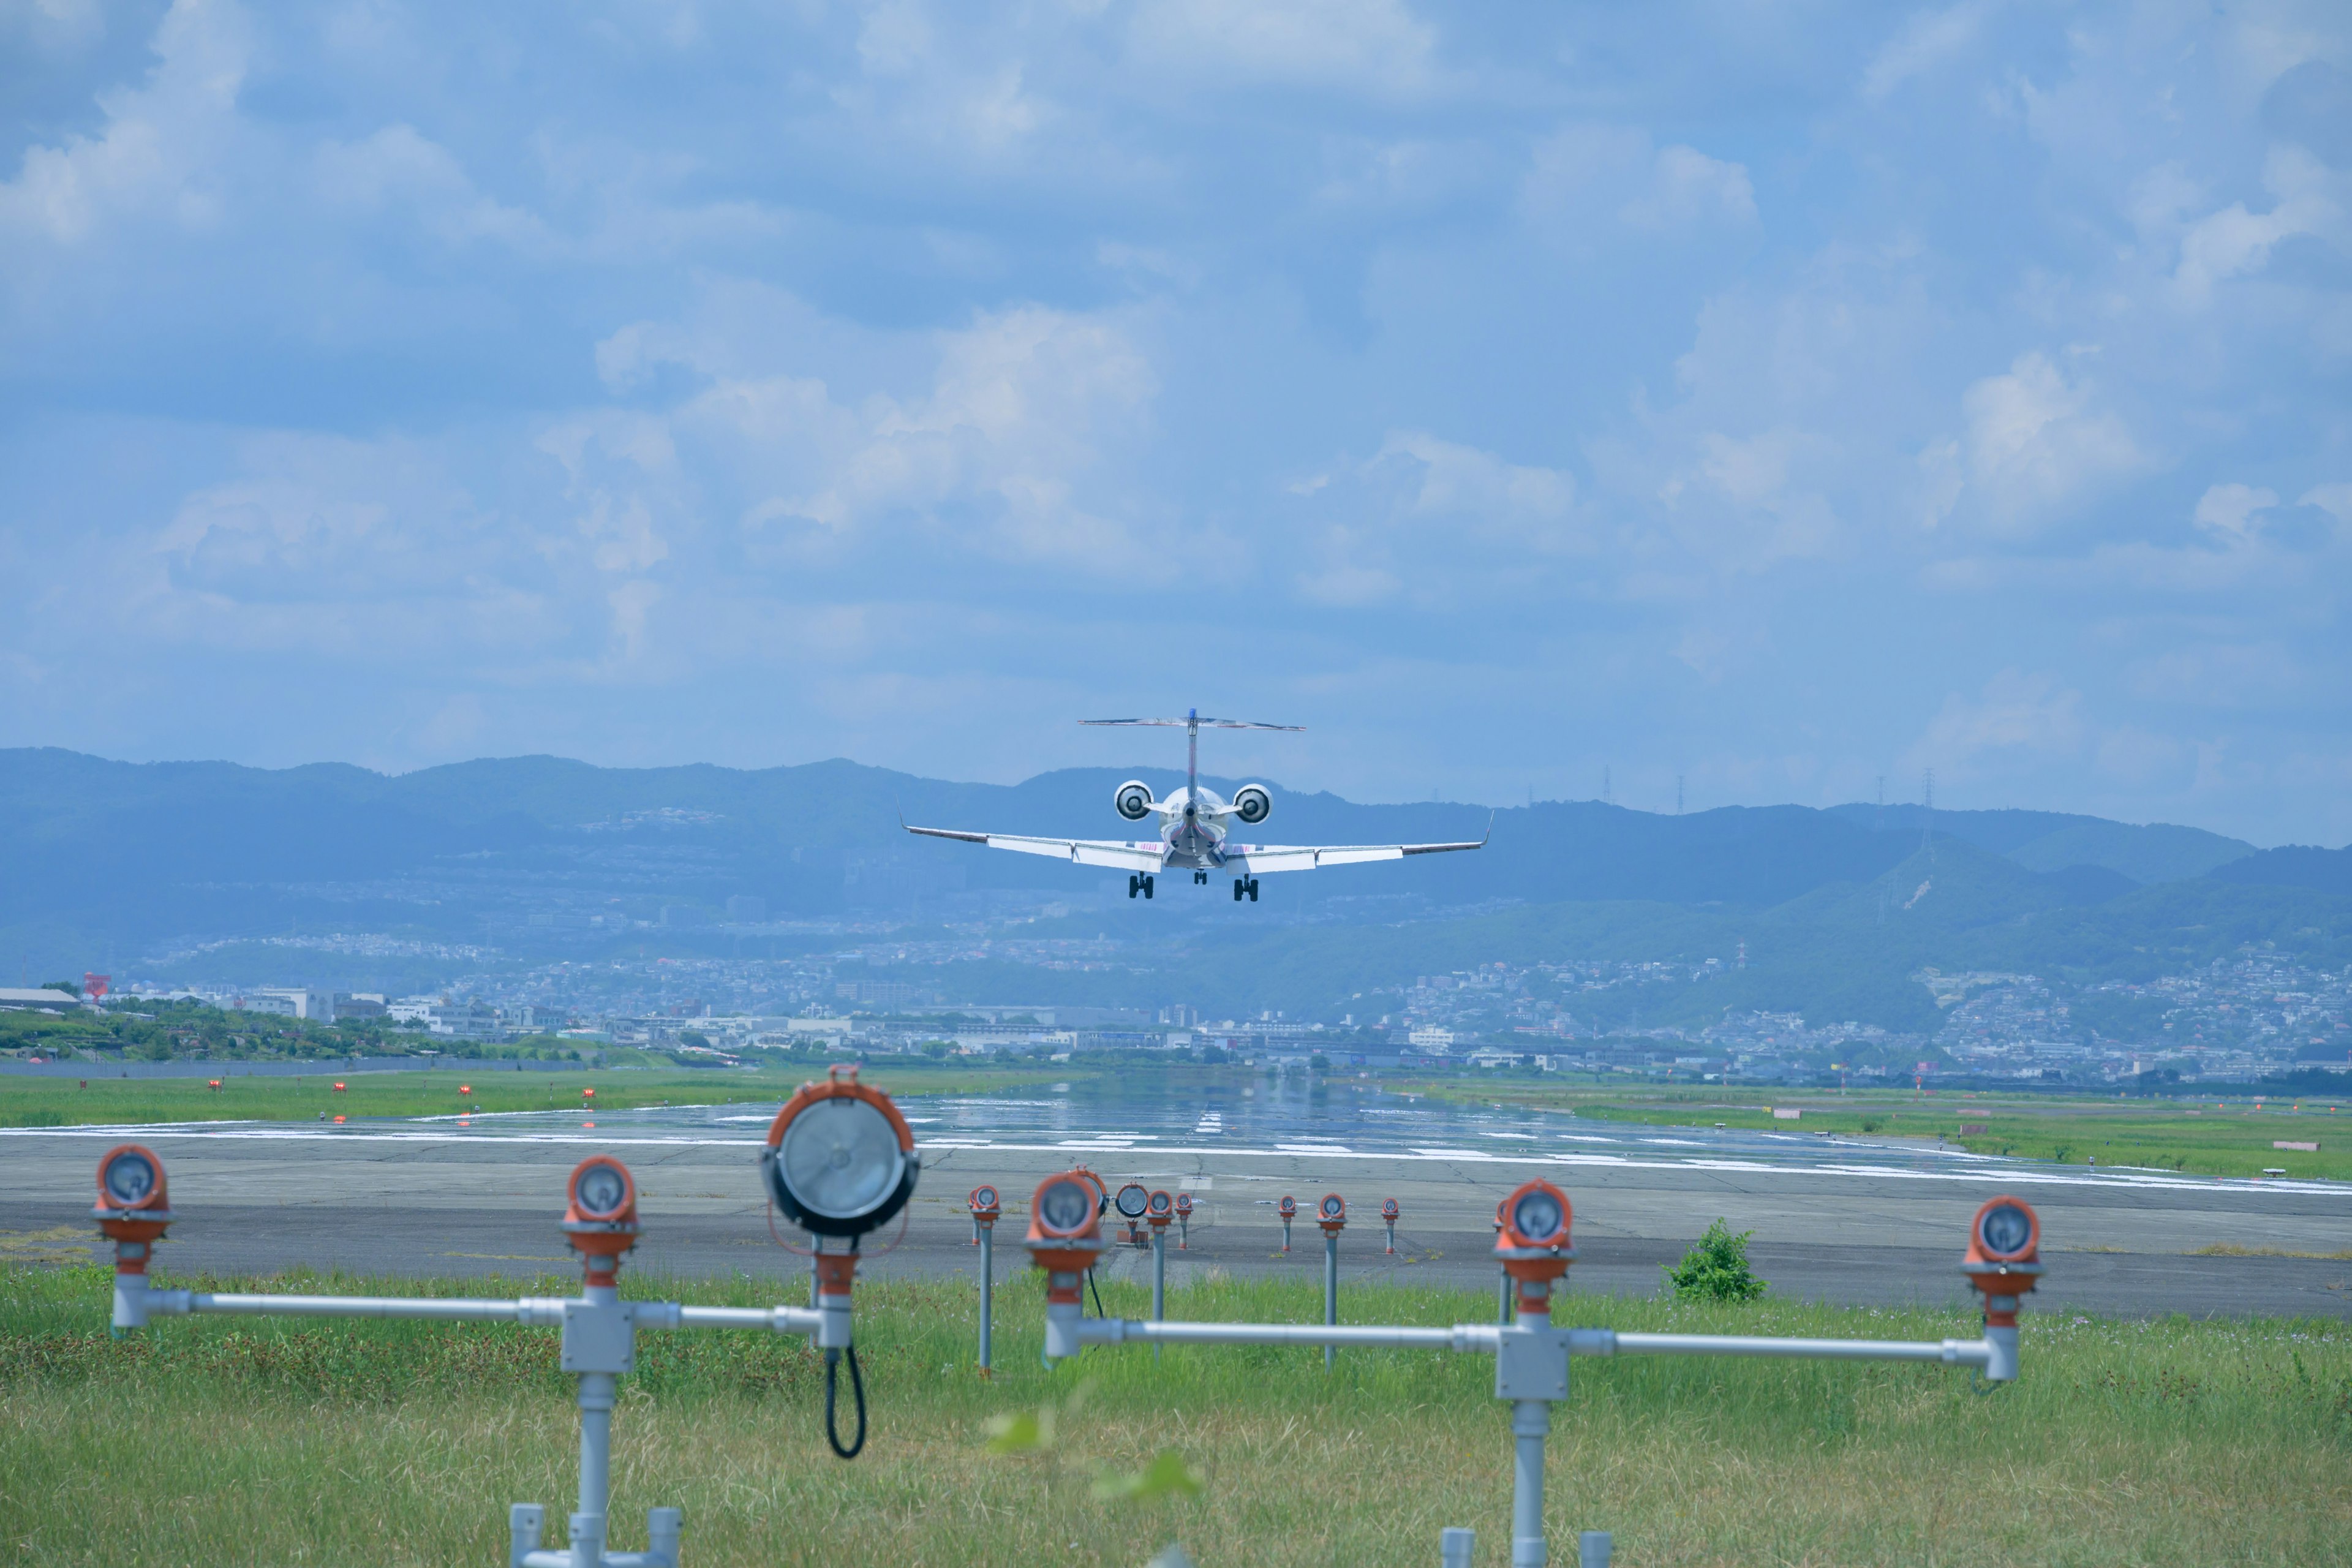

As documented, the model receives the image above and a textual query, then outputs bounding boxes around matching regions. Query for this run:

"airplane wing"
[1222,837,1487,874]
[904,825,1165,873]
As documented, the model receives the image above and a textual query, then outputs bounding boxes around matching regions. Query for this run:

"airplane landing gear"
[1231,877,1259,903]
[1193,870,1208,885]
[1129,873,1157,900]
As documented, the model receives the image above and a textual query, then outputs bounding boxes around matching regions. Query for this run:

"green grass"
[2,1262,2346,1566]
[0,1063,1085,1128]
[1396,1080,2352,1183]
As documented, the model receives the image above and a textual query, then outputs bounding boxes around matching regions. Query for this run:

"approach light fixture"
[1961,1194,2041,1382]
[1494,1178,1576,1321]
[1317,1193,1347,1233]
[1115,1182,1150,1219]
[760,1065,919,1237]
[98,1145,164,1212]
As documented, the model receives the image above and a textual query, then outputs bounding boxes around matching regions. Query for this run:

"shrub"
[1664,1218,1766,1303]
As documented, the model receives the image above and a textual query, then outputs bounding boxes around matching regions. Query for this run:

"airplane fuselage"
[1154,786,1234,869]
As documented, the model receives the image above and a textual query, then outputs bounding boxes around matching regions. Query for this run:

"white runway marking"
[8,1123,2346,1197]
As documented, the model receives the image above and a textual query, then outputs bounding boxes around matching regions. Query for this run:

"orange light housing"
[760,1065,920,1238]
[1025,1170,1106,1298]
[94,1144,172,1272]
[1146,1188,1174,1227]
[1316,1192,1347,1234]
[1380,1197,1400,1221]
[1961,1195,2043,1326]
[1277,1195,1297,1220]
[1494,1179,1576,1311]
[1172,1193,1194,1217]
[562,1156,641,1281]
[969,1184,1002,1224]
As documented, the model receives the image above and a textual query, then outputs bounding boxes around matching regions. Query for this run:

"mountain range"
[4,747,2347,1031]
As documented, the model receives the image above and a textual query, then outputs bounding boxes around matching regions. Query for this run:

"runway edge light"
[1494,1178,1576,1323]
[1028,1170,1107,1362]
[1961,1194,2041,1382]
[94,1144,173,1335]
[761,1065,919,1459]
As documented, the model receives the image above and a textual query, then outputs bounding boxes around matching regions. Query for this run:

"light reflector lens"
[1115,1183,1149,1218]
[1979,1201,2032,1257]
[1038,1177,1094,1234]
[1511,1189,1564,1244]
[576,1164,627,1218]
[777,1097,905,1221]
[102,1150,155,1207]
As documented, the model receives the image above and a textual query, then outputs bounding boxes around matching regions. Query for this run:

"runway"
[6,1080,2346,1319]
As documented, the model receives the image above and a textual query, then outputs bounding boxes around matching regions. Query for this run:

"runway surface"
[6,1079,2346,1319]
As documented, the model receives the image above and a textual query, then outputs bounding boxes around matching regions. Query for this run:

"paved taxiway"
[5,1121,2345,1319]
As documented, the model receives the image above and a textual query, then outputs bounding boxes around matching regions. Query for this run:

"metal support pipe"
[1150,1228,1166,1363]
[1439,1526,1476,1568]
[159,1291,555,1324]
[1579,1529,1613,1568]
[1076,1318,1496,1352]
[573,1370,616,1568]
[1323,1231,1339,1371]
[1498,1267,1513,1326]
[978,1226,995,1373]
[1509,1398,1548,1568]
[1583,1329,1994,1368]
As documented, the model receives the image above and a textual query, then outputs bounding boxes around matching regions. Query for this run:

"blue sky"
[2,0,2347,846]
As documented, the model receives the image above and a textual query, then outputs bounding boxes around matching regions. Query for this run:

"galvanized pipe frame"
[110,1265,830,1568]
[1056,1306,2008,1566]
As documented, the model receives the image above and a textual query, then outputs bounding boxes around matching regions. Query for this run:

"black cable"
[823,1346,867,1459]
[1087,1267,1106,1319]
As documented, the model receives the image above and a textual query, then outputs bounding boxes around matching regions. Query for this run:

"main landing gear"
[1232,877,1259,903]
[1128,873,1155,900]
[1193,870,1208,885]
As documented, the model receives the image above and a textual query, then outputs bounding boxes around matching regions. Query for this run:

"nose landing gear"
[1231,877,1259,903]
[1128,873,1156,900]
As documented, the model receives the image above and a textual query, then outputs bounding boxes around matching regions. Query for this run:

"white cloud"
[2299,482,2352,526]
[1128,0,1440,97]
[312,125,554,253]
[1861,2,1997,102]
[1909,670,2085,775]
[1523,126,1756,241]
[2192,482,2278,541]
[666,304,1162,575]
[1947,351,2147,529]
[0,0,251,244]
[2174,145,2348,307]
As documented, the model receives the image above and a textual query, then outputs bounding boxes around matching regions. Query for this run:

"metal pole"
[1440,1526,1476,1568]
[1152,1227,1167,1363]
[978,1226,994,1373]
[1509,1398,1548,1568]
[573,1370,614,1568]
[1323,1230,1339,1371]
[1580,1529,1613,1567]
[1498,1267,1513,1325]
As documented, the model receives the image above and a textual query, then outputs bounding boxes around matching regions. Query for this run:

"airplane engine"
[1114,780,1156,821]
[1232,785,1272,825]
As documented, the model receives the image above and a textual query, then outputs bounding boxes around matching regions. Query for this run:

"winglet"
[1482,810,1494,847]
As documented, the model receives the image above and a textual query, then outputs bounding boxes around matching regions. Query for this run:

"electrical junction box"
[1494,1327,1569,1403]
[561,1301,637,1374]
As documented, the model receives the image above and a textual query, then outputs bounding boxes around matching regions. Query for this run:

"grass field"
[2,1262,2346,1566]
[0,1062,1082,1129]
[1396,1079,2352,1182]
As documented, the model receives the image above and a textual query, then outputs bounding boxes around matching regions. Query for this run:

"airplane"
[903,710,1488,902]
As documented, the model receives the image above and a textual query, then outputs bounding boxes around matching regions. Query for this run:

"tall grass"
[2,1264,2347,1565]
